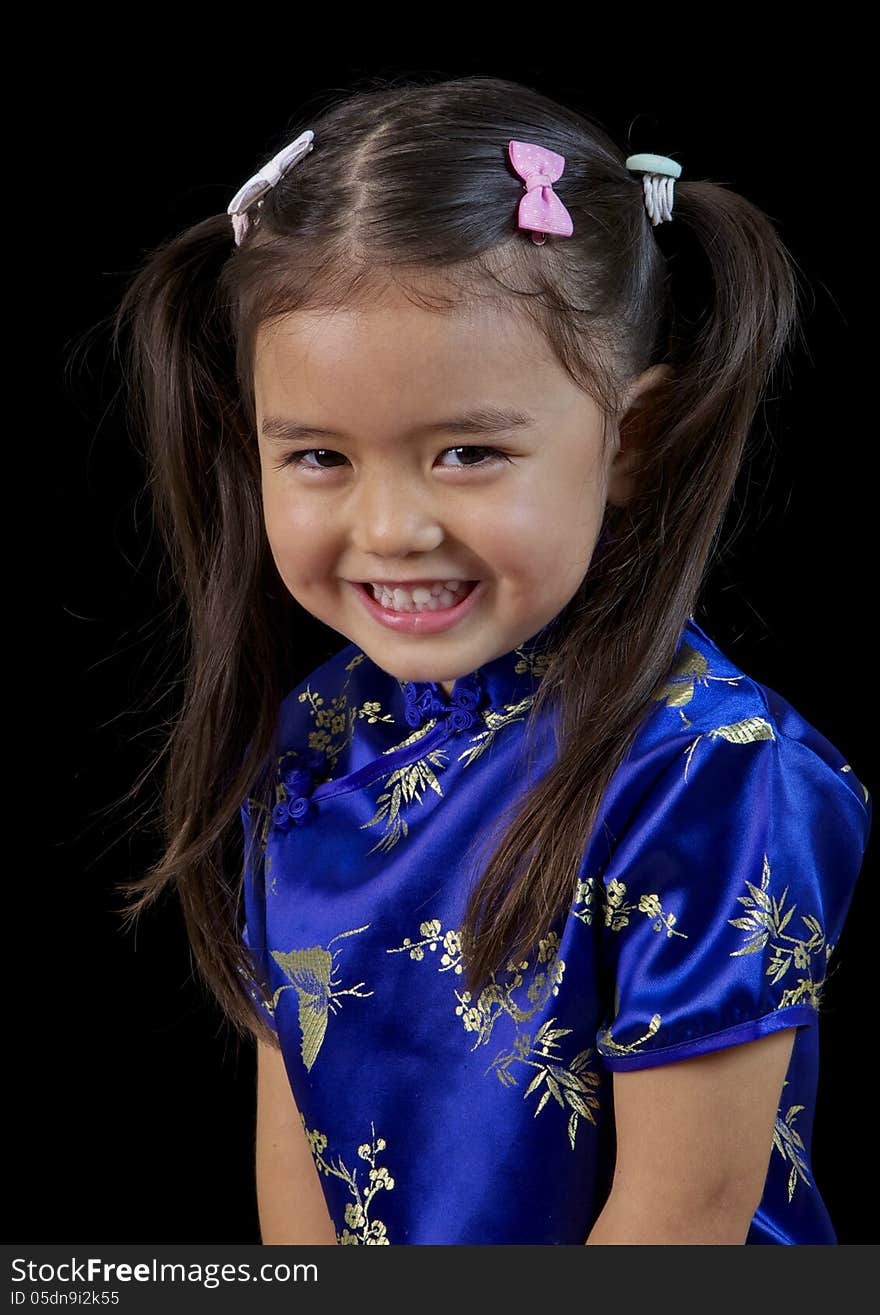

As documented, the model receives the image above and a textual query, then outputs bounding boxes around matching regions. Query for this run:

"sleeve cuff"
[597,1003,818,1072]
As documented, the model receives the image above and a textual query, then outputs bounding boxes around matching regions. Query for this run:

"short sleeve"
[239,797,279,1034]
[594,725,871,1072]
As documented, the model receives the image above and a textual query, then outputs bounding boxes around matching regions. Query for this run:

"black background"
[27,46,874,1244]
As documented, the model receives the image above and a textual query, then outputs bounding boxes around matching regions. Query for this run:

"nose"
[348,466,444,558]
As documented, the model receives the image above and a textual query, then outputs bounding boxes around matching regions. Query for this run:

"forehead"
[253,298,564,418]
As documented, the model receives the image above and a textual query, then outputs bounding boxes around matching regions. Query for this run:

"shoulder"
[612,616,871,841]
[592,622,871,1050]
[594,615,868,873]
[680,616,869,819]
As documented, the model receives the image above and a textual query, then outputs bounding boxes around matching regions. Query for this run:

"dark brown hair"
[96,74,805,1048]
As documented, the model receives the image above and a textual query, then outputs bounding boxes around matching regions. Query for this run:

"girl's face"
[254,294,662,694]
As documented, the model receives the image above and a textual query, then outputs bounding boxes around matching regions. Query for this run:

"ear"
[606,364,672,508]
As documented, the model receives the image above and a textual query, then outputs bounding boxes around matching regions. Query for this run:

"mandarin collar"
[270,613,563,833]
[396,613,561,731]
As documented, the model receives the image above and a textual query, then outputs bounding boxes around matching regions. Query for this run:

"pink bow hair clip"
[509,139,574,245]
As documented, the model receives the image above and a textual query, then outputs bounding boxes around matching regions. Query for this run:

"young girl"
[111,76,870,1245]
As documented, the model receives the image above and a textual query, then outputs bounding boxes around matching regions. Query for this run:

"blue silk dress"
[240,613,871,1245]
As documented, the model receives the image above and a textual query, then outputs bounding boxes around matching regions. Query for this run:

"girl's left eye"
[274,445,510,473]
[439,445,510,469]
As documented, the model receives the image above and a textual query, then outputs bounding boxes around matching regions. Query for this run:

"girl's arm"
[256,1039,338,1244]
[585,1027,797,1244]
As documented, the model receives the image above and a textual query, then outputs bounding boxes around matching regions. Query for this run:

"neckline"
[395,613,562,731]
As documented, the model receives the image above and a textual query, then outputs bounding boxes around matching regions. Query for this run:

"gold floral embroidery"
[387,920,600,1148]
[388,919,567,1037]
[386,919,463,971]
[570,875,598,926]
[270,925,374,1071]
[771,1082,813,1203]
[571,873,687,939]
[590,855,702,1057]
[296,685,347,769]
[514,642,554,682]
[302,1118,394,1245]
[728,853,828,1009]
[598,846,830,1059]
[297,651,398,774]
[453,937,566,1041]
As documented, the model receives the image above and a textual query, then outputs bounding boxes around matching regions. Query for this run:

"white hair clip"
[227,129,315,246]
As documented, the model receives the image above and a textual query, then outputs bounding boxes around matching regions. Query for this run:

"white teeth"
[368,580,472,612]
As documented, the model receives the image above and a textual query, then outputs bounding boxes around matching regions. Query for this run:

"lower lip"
[351,580,486,634]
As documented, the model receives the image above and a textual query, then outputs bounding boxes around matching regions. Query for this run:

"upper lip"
[355,578,475,587]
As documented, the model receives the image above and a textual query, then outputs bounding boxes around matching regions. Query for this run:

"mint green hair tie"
[625,153,682,226]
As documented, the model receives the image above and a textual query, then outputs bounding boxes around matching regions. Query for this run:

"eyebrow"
[259,405,536,445]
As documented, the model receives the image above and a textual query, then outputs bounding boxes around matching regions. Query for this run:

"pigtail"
[105,214,291,1045]
[458,158,808,1000]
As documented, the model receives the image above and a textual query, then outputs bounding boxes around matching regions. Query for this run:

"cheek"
[508,475,603,584]
[262,479,328,541]
[485,479,598,565]
[261,492,328,588]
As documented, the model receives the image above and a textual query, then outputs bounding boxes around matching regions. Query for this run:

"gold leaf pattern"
[771,1086,813,1202]
[302,1118,394,1245]
[387,921,601,1147]
[269,925,374,1071]
[486,1021,602,1149]
[358,637,553,851]
[359,699,541,854]
[728,853,828,1009]
[359,749,452,854]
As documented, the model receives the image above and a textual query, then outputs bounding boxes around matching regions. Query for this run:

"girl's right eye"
[274,448,344,472]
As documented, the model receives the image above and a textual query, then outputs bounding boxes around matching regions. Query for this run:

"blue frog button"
[273,746,326,831]
[402,671,485,731]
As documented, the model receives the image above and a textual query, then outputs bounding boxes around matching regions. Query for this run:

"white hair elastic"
[624,153,682,226]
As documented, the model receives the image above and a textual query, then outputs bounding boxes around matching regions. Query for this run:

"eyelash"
[273,445,511,474]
